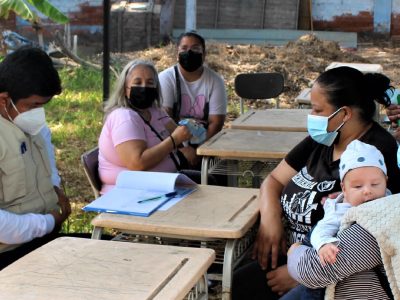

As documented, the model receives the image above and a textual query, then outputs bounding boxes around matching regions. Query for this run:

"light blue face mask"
[397,145,400,169]
[307,107,345,146]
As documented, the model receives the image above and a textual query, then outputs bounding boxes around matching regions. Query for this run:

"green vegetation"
[47,66,105,233]
[0,0,69,24]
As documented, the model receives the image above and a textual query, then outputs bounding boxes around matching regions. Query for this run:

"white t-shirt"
[159,65,227,122]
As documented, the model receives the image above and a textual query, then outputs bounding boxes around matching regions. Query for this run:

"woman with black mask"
[159,31,227,152]
[98,60,196,194]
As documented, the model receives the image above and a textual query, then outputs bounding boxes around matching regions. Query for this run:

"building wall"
[1,0,400,51]
[311,0,400,35]
[392,0,400,35]
[312,0,374,32]
[173,0,299,29]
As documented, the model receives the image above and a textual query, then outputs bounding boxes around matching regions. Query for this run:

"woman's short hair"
[316,66,391,122]
[177,31,206,52]
[103,59,162,117]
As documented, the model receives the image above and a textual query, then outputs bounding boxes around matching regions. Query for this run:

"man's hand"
[318,243,339,266]
[266,264,298,296]
[52,186,71,227]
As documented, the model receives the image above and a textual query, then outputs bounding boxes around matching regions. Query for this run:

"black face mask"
[128,86,158,110]
[178,50,203,72]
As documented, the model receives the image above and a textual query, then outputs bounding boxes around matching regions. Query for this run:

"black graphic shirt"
[281,136,341,245]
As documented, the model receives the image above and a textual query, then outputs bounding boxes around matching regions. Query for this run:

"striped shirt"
[288,224,390,300]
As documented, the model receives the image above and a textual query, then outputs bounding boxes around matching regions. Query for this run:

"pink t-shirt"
[98,107,178,194]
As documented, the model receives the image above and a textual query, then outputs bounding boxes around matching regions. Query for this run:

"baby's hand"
[318,243,339,266]
[321,192,340,205]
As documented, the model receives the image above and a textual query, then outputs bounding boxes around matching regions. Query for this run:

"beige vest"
[0,116,58,253]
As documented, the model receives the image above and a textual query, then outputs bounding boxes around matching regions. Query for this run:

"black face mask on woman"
[128,86,158,109]
[178,50,203,72]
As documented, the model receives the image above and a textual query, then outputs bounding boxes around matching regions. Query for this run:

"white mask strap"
[9,99,21,115]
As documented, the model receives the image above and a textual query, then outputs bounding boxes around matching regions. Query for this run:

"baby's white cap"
[339,140,387,181]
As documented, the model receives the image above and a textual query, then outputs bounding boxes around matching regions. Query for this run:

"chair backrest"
[234,72,284,113]
[81,147,101,199]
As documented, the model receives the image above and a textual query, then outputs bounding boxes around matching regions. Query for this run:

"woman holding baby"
[232,66,400,299]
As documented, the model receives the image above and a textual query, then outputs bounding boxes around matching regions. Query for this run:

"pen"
[138,191,177,204]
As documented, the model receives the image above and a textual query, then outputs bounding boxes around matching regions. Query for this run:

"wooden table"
[229,109,310,132]
[91,185,260,300]
[0,237,215,300]
[325,62,383,73]
[197,129,308,184]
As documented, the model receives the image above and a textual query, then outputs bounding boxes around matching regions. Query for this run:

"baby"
[311,139,389,266]
[283,140,389,300]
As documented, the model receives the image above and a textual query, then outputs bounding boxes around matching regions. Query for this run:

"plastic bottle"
[178,119,207,144]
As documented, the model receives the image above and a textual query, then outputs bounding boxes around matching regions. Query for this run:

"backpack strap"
[137,112,181,171]
[202,101,209,125]
[172,65,181,123]
[202,68,210,125]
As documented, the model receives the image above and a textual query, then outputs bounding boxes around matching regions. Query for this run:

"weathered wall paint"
[391,0,400,35]
[312,0,374,21]
[374,0,392,33]
[2,0,400,47]
[311,0,400,35]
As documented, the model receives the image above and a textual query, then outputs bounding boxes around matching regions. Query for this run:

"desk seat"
[229,109,310,132]
[91,185,260,300]
[325,62,383,73]
[0,237,215,300]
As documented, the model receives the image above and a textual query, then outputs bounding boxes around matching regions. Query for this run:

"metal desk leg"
[222,239,237,300]
[199,273,208,300]
[201,156,210,185]
[91,226,103,240]
[227,160,238,187]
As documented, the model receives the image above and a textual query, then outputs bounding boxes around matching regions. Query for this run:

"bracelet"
[170,135,176,149]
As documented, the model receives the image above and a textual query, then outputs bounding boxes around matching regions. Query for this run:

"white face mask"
[9,100,46,135]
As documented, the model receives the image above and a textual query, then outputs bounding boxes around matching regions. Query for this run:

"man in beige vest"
[0,46,71,269]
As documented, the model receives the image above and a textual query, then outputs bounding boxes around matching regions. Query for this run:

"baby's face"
[341,166,387,206]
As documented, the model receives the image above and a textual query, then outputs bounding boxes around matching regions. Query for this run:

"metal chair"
[234,72,284,114]
[81,147,101,199]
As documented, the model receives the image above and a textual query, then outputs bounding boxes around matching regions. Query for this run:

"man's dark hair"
[0,46,61,103]
[177,31,206,52]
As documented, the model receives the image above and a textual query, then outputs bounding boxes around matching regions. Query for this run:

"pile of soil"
[107,34,375,119]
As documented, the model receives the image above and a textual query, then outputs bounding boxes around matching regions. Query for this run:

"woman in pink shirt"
[98,60,196,193]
